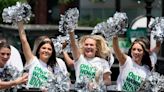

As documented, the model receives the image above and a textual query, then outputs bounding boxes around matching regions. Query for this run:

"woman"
[0,37,23,72]
[113,35,152,91]
[33,35,68,76]
[17,21,69,89]
[138,37,161,68]
[62,35,114,70]
[68,31,112,87]
[0,41,28,90]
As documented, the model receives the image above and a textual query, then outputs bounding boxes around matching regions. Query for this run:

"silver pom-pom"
[59,8,79,33]
[149,17,164,42]
[51,34,78,56]
[91,22,107,36]
[91,12,128,41]
[2,2,32,24]
[0,65,22,91]
[113,12,128,31]
[42,68,70,92]
[138,71,164,92]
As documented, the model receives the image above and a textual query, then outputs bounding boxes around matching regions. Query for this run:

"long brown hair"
[128,39,152,70]
[35,39,57,73]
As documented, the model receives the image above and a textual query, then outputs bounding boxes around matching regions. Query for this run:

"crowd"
[0,23,161,91]
[0,2,163,92]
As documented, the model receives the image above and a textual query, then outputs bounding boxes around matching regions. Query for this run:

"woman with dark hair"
[35,40,57,72]
[33,36,68,76]
[0,37,23,72]
[138,37,161,69]
[128,39,152,70]
[113,35,152,91]
[17,21,69,89]
[0,41,28,90]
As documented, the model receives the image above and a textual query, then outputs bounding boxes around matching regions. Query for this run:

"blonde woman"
[69,31,112,86]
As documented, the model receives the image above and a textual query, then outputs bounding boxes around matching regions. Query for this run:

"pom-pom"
[59,8,79,33]
[91,12,128,41]
[2,2,32,24]
[149,17,164,42]
[138,71,164,91]
[51,34,78,56]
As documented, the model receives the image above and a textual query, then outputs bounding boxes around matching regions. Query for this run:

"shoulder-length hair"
[78,35,110,59]
[128,39,152,70]
[35,40,57,72]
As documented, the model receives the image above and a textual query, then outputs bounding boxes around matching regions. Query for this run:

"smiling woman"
[68,30,112,91]
[0,41,11,68]
[0,41,28,90]
[112,35,152,91]
[17,21,70,91]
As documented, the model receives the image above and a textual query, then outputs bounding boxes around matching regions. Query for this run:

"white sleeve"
[56,58,68,75]
[102,59,112,74]
[150,52,157,66]
[24,56,38,70]
[119,56,132,71]
[7,45,23,72]
[108,53,115,69]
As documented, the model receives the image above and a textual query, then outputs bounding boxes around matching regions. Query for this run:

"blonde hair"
[78,35,110,59]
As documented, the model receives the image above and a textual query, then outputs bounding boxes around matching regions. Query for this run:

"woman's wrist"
[9,80,17,86]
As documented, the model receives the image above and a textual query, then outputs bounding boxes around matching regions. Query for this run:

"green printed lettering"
[122,72,143,91]
[29,76,42,87]
[79,64,97,80]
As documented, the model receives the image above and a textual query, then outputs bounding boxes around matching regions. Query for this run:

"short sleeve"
[56,58,68,75]
[102,59,112,74]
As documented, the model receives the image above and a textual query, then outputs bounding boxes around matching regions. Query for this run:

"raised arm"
[68,31,80,61]
[151,41,161,54]
[62,40,74,67]
[62,51,74,67]
[17,21,34,64]
[112,35,127,65]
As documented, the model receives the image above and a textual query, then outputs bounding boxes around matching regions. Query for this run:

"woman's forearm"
[112,35,126,65]
[69,31,80,60]
[17,21,34,64]
[0,80,17,89]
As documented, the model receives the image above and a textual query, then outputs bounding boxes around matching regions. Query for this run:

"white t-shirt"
[6,45,23,72]
[150,52,157,67]
[75,54,111,83]
[108,53,114,69]
[116,56,150,91]
[56,58,68,75]
[25,57,68,88]
[25,57,50,88]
